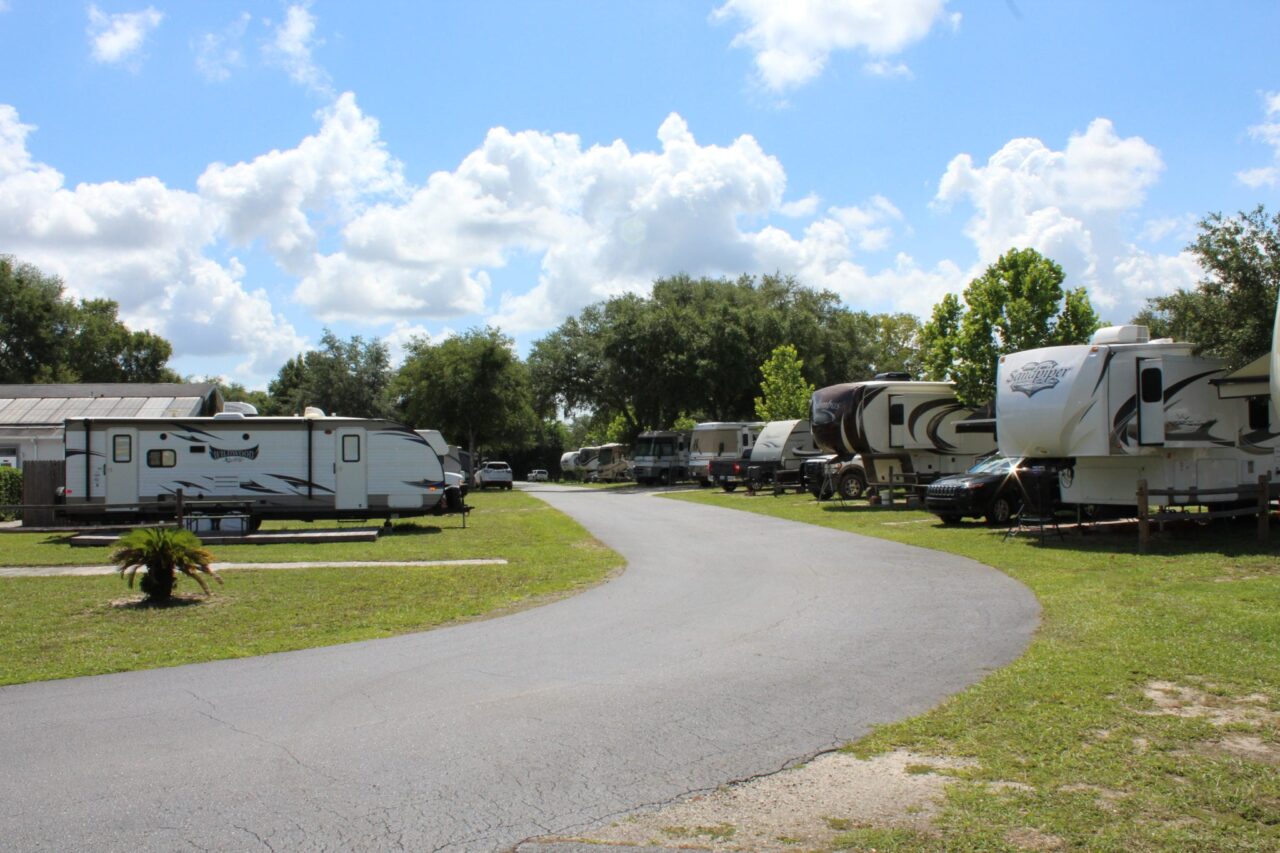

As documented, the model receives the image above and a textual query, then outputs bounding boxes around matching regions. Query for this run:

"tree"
[395,326,537,457]
[267,330,392,418]
[754,344,814,421]
[919,248,1100,405]
[1135,206,1280,368]
[0,255,180,383]
[111,527,221,603]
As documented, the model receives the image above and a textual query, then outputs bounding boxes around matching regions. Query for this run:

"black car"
[925,456,1061,525]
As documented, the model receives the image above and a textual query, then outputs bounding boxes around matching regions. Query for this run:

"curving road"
[0,486,1038,851]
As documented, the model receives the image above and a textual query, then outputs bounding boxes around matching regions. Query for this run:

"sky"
[0,1,1278,389]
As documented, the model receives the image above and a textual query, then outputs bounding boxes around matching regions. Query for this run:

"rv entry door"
[104,428,138,510]
[1137,357,1165,446]
[334,428,368,510]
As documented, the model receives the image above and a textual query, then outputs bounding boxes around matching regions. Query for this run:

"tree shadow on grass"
[387,522,444,536]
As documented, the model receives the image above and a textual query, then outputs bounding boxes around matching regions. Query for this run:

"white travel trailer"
[559,450,580,480]
[996,324,1280,507]
[810,376,995,496]
[743,419,822,486]
[688,421,766,485]
[632,430,690,485]
[62,412,458,525]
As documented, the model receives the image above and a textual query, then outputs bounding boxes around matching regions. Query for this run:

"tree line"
[4,205,1278,464]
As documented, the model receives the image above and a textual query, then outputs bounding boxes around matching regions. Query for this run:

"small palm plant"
[111,527,222,603]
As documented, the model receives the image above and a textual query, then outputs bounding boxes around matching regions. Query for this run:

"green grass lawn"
[0,490,620,685]
[665,489,1280,852]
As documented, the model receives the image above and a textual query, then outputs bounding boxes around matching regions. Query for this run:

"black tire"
[247,515,262,532]
[938,513,963,525]
[722,483,738,492]
[698,478,711,488]
[986,494,1016,526]
[838,467,867,500]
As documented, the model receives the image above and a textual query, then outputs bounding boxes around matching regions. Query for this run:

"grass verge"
[665,489,1280,852]
[0,490,620,685]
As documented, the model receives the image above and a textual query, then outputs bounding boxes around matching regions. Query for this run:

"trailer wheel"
[986,495,1016,526]
[838,467,867,500]
[721,483,738,492]
[248,515,262,532]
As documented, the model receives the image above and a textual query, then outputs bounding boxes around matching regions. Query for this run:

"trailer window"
[342,434,361,462]
[146,449,176,468]
[1140,367,1163,403]
[112,435,132,463]
[889,403,905,426]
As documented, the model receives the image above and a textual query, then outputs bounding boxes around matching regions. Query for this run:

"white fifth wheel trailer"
[996,324,1280,507]
[61,412,459,525]
[688,422,766,485]
[810,376,995,496]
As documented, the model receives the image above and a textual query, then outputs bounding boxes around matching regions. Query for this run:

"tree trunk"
[139,561,175,601]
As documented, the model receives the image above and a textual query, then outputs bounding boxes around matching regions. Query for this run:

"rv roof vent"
[213,412,245,420]
[1090,325,1150,346]
[303,406,326,418]
[873,371,913,381]
[222,401,259,416]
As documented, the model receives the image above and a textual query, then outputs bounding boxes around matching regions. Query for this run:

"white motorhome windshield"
[690,428,738,455]
[635,437,676,457]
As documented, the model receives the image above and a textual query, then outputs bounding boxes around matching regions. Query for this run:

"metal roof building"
[0,383,222,468]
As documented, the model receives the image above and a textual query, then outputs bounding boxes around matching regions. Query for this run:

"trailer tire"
[838,467,867,500]
[445,487,463,513]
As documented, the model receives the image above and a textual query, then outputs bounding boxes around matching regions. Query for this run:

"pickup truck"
[708,454,752,491]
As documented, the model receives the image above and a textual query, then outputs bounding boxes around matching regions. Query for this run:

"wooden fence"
[1136,475,1272,553]
[21,461,64,527]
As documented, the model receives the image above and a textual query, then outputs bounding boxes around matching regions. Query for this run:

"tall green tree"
[267,330,392,418]
[0,256,180,383]
[754,344,815,421]
[1134,206,1280,367]
[919,248,1100,405]
[394,326,536,456]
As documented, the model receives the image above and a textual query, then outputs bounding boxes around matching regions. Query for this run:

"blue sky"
[1,1,1277,388]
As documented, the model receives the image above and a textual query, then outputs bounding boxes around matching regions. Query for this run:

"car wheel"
[938,513,962,525]
[986,495,1015,526]
[838,467,867,500]
[722,483,737,492]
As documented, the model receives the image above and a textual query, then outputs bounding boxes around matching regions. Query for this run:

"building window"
[146,449,176,468]
[112,435,132,463]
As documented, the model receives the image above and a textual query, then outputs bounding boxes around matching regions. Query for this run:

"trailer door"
[334,428,368,510]
[888,396,907,448]
[104,428,138,509]
[1137,357,1165,446]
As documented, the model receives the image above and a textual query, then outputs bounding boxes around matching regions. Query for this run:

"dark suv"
[925,456,1061,525]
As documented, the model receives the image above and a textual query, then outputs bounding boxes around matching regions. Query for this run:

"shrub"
[111,527,221,602]
[0,466,20,521]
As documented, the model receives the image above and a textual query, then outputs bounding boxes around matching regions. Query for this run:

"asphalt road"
[0,485,1038,851]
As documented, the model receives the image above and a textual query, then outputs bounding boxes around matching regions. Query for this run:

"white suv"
[474,461,514,490]
[528,469,549,482]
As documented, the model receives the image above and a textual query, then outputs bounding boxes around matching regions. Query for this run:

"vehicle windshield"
[635,437,675,458]
[968,456,1012,475]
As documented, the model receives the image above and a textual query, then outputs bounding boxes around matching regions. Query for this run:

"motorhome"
[688,422,766,486]
[996,324,1280,507]
[592,442,631,482]
[631,430,690,485]
[810,375,994,498]
[61,411,458,526]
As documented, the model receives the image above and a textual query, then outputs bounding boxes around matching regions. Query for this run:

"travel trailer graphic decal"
[1007,360,1072,397]
[210,445,259,462]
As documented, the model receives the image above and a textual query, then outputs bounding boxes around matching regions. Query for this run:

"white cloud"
[713,0,950,91]
[194,13,251,82]
[87,5,163,66]
[265,1,331,95]
[1238,91,1280,188]
[934,118,1198,322]
[863,60,912,79]
[0,103,305,381]
[198,93,407,274]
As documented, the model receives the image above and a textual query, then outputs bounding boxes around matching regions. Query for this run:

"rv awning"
[1212,354,1269,399]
